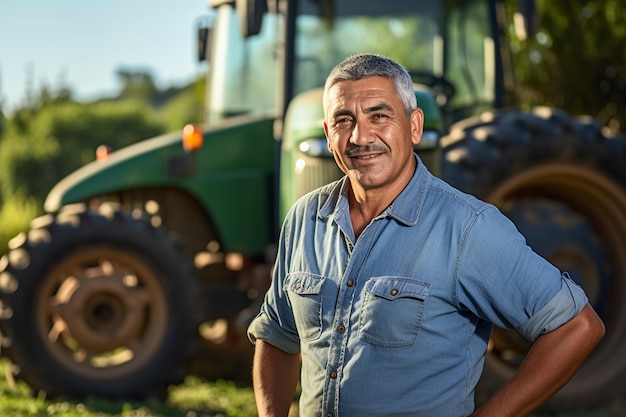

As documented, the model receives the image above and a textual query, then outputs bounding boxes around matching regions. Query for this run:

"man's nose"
[349,119,373,146]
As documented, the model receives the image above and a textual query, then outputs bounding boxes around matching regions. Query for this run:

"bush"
[0,101,166,209]
[0,193,38,257]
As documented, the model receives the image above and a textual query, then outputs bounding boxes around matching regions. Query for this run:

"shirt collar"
[319,153,429,227]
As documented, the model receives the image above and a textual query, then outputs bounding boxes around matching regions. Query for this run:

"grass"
[0,358,258,417]
[0,357,624,417]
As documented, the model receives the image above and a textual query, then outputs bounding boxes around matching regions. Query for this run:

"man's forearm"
[472,304,605,417]
[253,339,301,417]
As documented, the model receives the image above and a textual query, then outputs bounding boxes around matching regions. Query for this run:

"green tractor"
[1,0,625,411]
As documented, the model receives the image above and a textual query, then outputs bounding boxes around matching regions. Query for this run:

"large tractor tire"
[0,202,201,399]
[441,107,626,409]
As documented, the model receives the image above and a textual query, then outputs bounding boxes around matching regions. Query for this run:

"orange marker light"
[96,144,112,162]
[183,124,203,152]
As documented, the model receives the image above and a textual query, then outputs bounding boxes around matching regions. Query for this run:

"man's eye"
[335,118,352,127]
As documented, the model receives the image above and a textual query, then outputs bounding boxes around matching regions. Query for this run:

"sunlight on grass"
[0,359,258,417]
[168,376,257,417]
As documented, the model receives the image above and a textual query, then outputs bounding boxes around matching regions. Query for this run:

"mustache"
[345,144,389,156]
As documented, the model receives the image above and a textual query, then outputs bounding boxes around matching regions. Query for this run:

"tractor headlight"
[299,138,333,158]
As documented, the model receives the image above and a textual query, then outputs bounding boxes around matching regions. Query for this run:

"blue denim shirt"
[248,154,588,417]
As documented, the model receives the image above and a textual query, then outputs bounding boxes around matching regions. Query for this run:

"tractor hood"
[44,114,276,213]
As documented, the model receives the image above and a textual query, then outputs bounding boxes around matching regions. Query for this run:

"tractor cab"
[201,0,526,216]
[202,0,518,129]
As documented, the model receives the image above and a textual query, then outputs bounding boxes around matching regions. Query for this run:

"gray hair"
[323,54,417,117]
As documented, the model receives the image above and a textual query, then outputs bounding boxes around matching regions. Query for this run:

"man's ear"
[324,121,333,153]
[410,108,424,146]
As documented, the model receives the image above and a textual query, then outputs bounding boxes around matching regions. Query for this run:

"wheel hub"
[35,246,168,378]
[55,274,147,353]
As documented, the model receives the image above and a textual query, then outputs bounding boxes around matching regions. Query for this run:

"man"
[247,54,605,417]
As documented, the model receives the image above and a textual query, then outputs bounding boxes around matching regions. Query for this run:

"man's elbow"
[580,303,606,347]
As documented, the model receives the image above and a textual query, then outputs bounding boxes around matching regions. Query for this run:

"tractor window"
[206,4,280,123]
[446,0,495,120]
[293,0,444,96]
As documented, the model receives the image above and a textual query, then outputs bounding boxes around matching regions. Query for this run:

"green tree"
[0,99,166,255]
[116,68,158,102]
[0,100,165,208]
[158,76,205,131]
[506,0,626,134]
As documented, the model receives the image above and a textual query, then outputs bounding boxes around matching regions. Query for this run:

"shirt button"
[390,288,398,296]
[347,279,354,287]
[330,371,337,379]
[337,325,345,333]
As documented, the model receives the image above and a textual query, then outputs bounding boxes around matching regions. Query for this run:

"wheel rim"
[35,246,168,380]
[486,162,626,392]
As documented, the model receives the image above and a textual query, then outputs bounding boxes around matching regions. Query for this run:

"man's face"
[324,76,423,194]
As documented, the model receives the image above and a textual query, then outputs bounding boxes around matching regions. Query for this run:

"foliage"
[0,100,164,208]
[0,193,38,256]
[0,76,205,256]
[116,69,158,102]
[158,76,205,132]
[112,68,205,125]
[506,0,626,134]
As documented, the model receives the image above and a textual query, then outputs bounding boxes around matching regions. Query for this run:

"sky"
[0,0,210,113]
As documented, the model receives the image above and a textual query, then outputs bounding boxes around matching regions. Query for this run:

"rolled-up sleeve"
[247,208,301,354]
[457,205,590,339]
[519,272,588,341]
[247,308,301,354]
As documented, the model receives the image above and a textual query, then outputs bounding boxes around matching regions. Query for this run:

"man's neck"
[348,185,396,238]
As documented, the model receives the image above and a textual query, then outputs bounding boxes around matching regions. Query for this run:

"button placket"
[322,217,386,417]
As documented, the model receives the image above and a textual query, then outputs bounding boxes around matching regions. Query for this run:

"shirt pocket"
[359,276,431,348]
[286,272,325,342]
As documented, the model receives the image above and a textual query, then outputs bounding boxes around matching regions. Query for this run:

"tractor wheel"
[0,202,201,399]
[441,107,626,409]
